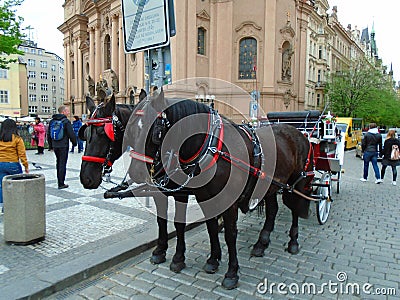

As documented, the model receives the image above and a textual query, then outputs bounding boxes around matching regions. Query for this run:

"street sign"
[122,0,170,53]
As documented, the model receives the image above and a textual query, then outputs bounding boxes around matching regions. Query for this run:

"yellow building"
[0,56,27,118]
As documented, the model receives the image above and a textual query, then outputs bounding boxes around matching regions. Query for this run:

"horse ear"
[86,95,96,115]
[104,93,116,116]
[152,87,167,111]
[139,89,147,102]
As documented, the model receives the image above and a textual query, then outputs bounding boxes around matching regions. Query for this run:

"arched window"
[197,27,206,55]
[238,37,257,80]
[104,35,111,69]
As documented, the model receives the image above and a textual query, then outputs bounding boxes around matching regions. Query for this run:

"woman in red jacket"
[31,117,46,155]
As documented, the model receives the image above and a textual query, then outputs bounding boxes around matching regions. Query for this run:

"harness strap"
[82,155,113,167]
[303,142,314,171]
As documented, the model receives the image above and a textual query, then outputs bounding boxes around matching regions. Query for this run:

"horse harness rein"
[81,102,125,177]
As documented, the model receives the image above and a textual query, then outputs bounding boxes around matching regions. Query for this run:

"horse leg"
[150,195,168,264]
[203,217,222,274]
[170,195,188,273]
[251,193,278,257]
[287,211,300,254]
[221,206,239,290]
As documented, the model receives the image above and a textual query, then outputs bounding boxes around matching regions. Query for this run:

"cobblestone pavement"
[39,151,400,300]
[1,148,199,299]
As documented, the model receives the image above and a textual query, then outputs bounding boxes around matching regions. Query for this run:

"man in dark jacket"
[361,123,383,183]
[47,105,77,189]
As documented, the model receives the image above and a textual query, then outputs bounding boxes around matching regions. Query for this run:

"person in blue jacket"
[71,115,83,153]
[47,106,77,189]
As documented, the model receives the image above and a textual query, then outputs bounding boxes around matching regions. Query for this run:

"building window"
[28,59,36,67]
[41,84,48,91]
[51,64,56,71]
[29,106,38,113]
[317,93,321,106]
[52,86,56,93]
[40,72,48,79]
[318,45,323,59]
[0,69,8,79]
[28,71,36,78]
[42,106,50,113]
[238,37,257,80]
[30,48,36,54]
[52,97,57,103]
[29,94,37,102]
[41,95,48,102]
[51,75,56,82]
[71,61,75,79]
[104,34,111,69]
[197,27,206,55]
[0,90,9,103]
[29,82,36,90]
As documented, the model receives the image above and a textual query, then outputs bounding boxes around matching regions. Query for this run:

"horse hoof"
[170,261,186,273]
[250,246,264,257]
[287,242,299,255]
[222,276,239,290]
[203,262,219,274]
[150,253,166,264]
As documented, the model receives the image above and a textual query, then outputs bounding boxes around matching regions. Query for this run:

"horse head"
[80,93,133,189]
[124,89,216,186]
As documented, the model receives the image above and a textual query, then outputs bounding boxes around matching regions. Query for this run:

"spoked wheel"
[316,172,332,225]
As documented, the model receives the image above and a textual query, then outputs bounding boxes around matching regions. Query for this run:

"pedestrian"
[380,129,400,185]
[360,123,383,183]
[70,115,83,153]
[0,119,29,213]
[31,117,46,155]
[47,105,77,189]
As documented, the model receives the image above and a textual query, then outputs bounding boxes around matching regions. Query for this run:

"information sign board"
[122,0,170,53]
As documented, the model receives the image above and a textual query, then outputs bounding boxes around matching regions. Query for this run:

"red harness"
[81,117,114,167]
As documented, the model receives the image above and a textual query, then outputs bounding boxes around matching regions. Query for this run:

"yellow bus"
[336,117,363,150]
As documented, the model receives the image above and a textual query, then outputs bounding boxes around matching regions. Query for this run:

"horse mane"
[164,98,211,124]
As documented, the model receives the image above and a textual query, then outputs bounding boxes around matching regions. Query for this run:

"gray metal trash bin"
[3,173,46,245]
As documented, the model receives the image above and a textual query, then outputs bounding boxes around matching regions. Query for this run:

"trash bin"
[3,174,46,245]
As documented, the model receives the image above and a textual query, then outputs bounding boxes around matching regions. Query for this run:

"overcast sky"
[16,0,400,82]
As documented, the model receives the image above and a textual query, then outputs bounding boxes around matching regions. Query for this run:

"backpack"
[390,144,400,160]
[50,120,64,141]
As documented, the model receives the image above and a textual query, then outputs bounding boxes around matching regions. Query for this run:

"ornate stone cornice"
[197,9,210,21]
[235,21,262,32]
[280,21,295,38]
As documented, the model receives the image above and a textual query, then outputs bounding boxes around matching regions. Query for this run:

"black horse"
[79,93,191,274]
[99,90,312,289]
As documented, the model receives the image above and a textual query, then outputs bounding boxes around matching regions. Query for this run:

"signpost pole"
[157,48,164,88]
[145,50,150,94]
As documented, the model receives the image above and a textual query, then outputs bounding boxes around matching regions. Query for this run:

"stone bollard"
[3,174,46,245]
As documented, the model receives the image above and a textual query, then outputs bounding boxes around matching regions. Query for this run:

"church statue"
[110,69,119,93]
[282,44,294,81]
[86,75,95,96]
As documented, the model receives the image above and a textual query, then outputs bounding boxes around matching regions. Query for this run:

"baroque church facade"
[58,0,371,119]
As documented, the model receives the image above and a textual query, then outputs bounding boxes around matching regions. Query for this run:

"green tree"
[0,0,24,69]
[326,57,400,126]
[326,58,384,117]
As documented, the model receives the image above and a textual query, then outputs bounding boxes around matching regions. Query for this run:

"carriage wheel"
[316,172,332,225]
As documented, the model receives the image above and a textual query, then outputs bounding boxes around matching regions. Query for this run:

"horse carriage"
[78,92,343,289]
[260,110,344,224]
